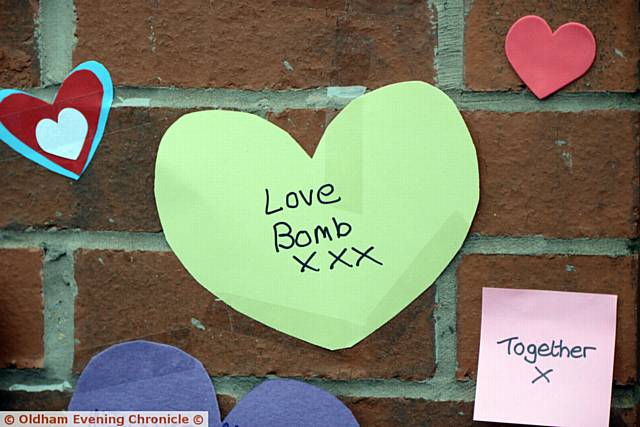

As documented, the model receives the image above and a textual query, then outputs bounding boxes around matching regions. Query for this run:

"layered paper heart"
[155,81,479,350]
[69,341,360,427]
[505,15,596,99]
[0,61,113,179]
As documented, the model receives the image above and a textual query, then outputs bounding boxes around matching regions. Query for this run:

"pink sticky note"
[474,288,617,427]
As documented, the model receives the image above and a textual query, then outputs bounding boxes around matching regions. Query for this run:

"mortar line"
[3,371,637,408]
[42,244,77,383]
[11,85,640,113]
[36,0,77,85]
[432,0,465,90]
[0,231,632,256]
[0,370,71,392]
[432,256,461,382]
[462,235,633,256]
[451,91,640,112]
[212,376,476,402]
[0,231,171,252]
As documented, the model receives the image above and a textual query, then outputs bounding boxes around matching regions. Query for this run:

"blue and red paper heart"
[0,61,112,179]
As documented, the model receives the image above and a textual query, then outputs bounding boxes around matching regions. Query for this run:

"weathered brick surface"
[217,395,237,420]
[74,250,436,380]
[0,391,71,410]
[0,248,44,368]
[344,397,473,426]
[74,0,435,89]
[610,406,640,427]
[267,109,337,157]
[343,398,639,426]
[465,0,640,93]
[0,108,185,232]
[457,255,638,384]
[0,0,38,88]
[465,111,639,238]
[593,406,640,427]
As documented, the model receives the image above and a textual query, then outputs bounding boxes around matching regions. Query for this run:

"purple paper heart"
[222,379,359,427]
[70,341,359,427]
[68,341,221,427]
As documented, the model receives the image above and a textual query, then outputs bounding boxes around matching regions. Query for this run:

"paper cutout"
[505,15,596,99]
[36,108,88,160]
[70,341,360,427]
[0,61,113,179]
[223,379,359,427]
[68,341,221,427]
[474,288,617,427]
[155,81,479,350]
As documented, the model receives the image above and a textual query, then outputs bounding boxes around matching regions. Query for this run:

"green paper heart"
[154,81,479,350]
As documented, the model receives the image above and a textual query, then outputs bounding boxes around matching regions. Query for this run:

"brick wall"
[0,0,638,425]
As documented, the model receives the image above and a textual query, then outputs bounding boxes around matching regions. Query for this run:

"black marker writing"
[272,217,352,253]
[293,252,320,273]
[264,184,382,271]
[293,246,383,272]
[496,336,596,365]
[497,336,597,385]
[264,184,341,216]
[532,366,553,384]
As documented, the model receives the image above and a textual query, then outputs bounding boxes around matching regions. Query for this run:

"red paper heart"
[505,15,596,99]
[0,69,104,176]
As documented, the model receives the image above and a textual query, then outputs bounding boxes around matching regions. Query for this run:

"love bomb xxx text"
[264,183,383,272]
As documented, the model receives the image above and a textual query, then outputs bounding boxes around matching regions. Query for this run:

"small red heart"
[0,62,112,179]
[505,15,596,99]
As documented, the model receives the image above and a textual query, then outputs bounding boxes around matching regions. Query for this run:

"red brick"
[266,109,337,157]
[0,0,38,88]
[73,250,435,380]
[343,398,640,426]
[74,0,435,89]
[457,255,638,384]
[465,111,639,238]
[0,391,71,410]
[465,0,640,93]
[0,248,44,368]
[610,405,640,427]
[343,398,474,427]
[0,108,184,232]
[217,395,236,419]
[0,141,77,231]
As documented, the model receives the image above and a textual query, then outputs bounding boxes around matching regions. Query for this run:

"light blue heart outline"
[0,61,113,180]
